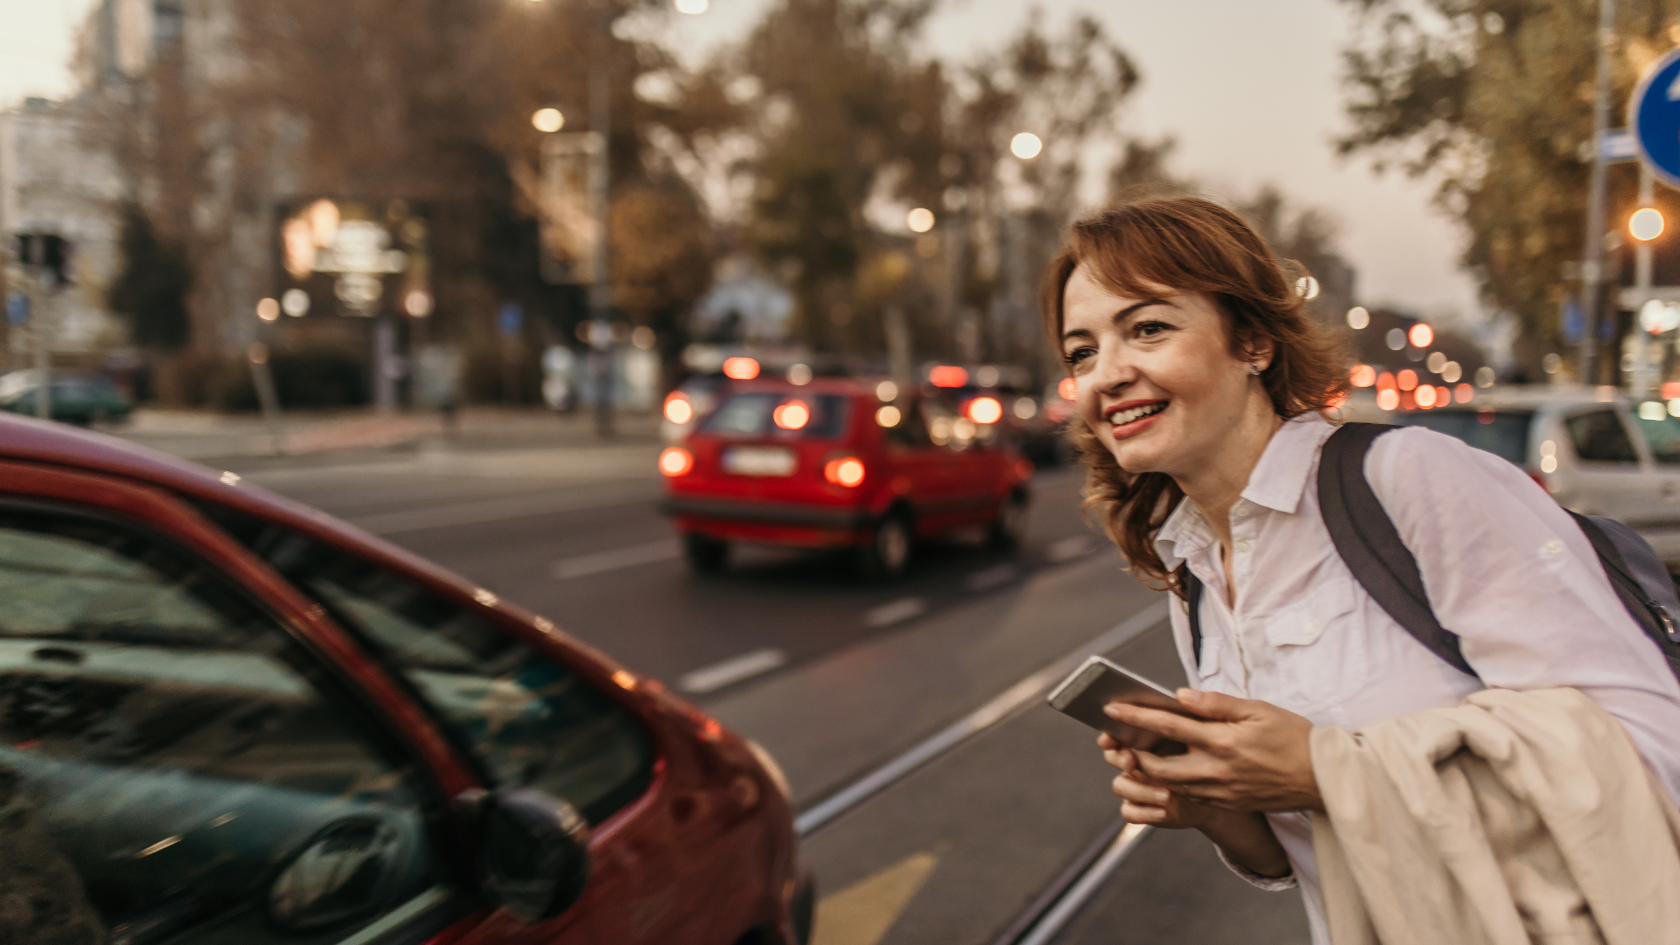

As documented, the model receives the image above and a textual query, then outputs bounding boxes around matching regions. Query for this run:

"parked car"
[0,412,810,945]
[659,376,1033,578]
[0,371,131,425]
[1377,385,1680,561]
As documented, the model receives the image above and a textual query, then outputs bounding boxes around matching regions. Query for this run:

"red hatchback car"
[0,414,809,945]
[660,378,1032,577]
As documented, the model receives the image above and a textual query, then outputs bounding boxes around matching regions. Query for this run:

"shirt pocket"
[1261,574,1366,714]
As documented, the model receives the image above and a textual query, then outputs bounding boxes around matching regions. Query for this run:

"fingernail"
[1103,704,1123,717]
[1177,688,1198,704]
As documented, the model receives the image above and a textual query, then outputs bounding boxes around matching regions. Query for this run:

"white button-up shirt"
[1156,412,1680,945]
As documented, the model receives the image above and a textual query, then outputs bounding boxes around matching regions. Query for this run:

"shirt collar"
[1152,412,1335,570]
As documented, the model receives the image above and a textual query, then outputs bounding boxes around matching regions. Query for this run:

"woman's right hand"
[1099,733,1214,829]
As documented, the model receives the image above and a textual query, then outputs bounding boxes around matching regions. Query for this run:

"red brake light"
[966,396,1003,424]
[664,393,693,424]
[824,457,866,487]
[930,365,968,388]
[659,447,694,477]
[722,357,760,380]
[773,399,810,430]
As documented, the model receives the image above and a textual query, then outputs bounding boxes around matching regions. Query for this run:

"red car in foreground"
[659,377,1032,578]
[0,414,809,945]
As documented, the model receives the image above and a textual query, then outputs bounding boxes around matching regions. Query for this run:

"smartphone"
[1046,656,1197,755]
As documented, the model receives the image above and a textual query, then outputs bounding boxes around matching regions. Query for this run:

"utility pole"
[1635,162,1656,396]
[589,25,614,438]
[1579,0,1617,385]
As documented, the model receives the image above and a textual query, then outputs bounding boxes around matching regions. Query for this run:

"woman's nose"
[1088,344,1136,394]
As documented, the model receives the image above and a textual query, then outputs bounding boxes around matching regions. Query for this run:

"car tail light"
[966,396,1003,424]
[930,365,968,388]
[663,392,693,424]
[823,456,866,487]
[659,447,694,477]
[773,399,810,430]
[722,356,760,380]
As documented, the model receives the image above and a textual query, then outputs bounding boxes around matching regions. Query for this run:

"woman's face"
[1059,264,1266,478]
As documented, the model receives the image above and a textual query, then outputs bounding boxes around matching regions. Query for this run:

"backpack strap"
[1183,566,1205,665]
[1318,422,1478,678]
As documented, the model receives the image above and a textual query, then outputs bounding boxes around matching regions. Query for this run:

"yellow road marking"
[812,851,939,945]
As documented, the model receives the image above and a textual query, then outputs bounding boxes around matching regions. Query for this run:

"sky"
[1,0,1481,325]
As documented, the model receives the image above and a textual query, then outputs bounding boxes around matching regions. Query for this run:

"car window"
[202,508,654,826]
[1633,407,1680,464]
[1393,409,1534,467]
[885,399,933,448]
[1566,409,1639,464]
[698,392,850,438]
[0,499,448,945]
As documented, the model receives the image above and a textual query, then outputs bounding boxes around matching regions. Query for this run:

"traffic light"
[14,233,73,286]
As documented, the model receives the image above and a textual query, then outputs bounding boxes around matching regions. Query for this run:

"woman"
[1044,196,1680,943]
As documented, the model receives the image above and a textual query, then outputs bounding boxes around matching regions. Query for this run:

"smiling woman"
[1040,196,1346,595]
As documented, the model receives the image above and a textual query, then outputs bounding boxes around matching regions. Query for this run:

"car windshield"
[698,392,850,438]
[1394,409,1534,467]
[1633,405,1680,464]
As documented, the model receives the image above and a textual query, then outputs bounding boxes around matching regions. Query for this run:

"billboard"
[275,198,430,318]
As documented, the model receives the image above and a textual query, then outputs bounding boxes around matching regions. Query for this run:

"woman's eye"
[1064,347,1095,366]
[1134,320,1171,338]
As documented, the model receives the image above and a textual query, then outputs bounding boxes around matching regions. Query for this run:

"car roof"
[1436,385,1634,411]
[724,377,875,397]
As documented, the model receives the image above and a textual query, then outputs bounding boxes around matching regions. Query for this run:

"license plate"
[723,447,797,476]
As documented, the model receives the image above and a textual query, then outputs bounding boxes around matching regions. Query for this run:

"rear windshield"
[1394,409,1534,467]
[698,392,851,439]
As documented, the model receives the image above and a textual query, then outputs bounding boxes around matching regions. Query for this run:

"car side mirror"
[463,788,592,921]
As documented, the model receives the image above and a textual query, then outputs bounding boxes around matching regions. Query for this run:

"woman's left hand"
[1104,689,1323,813]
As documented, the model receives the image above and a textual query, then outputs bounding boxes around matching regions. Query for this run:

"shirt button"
[1235,540,1252,554]
[1543,539,1564,557]
[1233,502,1249,517]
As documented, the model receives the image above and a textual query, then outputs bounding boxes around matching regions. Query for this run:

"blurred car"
[0,413,810,945]
[659,376,1033,578]
[1383,385,1680,560]
[0,370,131,425]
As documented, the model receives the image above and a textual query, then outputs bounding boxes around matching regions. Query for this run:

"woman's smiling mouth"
[1104,400,1168,438]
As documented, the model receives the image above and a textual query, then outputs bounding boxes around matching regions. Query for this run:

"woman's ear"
[1240,338,1276,373]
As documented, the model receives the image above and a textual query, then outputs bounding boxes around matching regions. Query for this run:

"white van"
[1355,386,1680,561]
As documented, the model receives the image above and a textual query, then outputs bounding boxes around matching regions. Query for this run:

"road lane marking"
[964,563,1018,592]
[864,597,927,628]
[552,539,681,579]
[1047,534,1096,562]
[680,648,788,695]
[813,851,939,945]
[796,599,1170,837]
[347,482,660,535]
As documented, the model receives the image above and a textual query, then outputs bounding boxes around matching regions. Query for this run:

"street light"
[1632,207,1665,241]
[532,107,564,133]
[906,207,935,233]
[1010,132,1042,160]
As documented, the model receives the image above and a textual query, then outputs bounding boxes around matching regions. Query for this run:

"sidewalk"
[112,405,662,464]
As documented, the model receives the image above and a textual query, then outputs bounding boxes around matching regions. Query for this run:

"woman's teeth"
[1109,402,1166,425]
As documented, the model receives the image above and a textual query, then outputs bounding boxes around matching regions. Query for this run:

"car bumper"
[662,496,878,530]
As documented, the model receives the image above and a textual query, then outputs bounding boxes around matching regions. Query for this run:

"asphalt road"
[231,436,1311,945]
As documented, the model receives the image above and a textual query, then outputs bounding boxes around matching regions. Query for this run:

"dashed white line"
[552,539,682,580]
[965,563,1019,592]
[1047,534,1097,562]
[864,597,927,628]
[679,648,789,694]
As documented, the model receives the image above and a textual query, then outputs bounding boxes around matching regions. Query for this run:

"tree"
[1334,0,1680,373]
[108,204,192,351]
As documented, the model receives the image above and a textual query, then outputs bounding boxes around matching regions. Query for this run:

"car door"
[0,460,474,945]
[1562,406,1653,523]
[884,397,958,533]
[1626,402,1680,557]
[195,508,724,944]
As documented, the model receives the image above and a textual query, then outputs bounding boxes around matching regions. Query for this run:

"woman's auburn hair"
[1039,196,1349,598]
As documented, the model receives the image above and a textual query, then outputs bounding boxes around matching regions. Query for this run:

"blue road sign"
[1562,299,1585,344]
[498,302,523,338]
[1633,48,1680,188]
[5,291,26,327]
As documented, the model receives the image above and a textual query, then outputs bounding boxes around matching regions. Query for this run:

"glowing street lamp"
[1010,132,1043,160]
[532,108,564,133]
[906,207,936,233]
[1631,207,1665,242]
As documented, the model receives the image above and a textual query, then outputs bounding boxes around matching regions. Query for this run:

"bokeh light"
[906,207,936,233]
[773,399,811,430]
[256,298,280,321]
[1377,388,1400,411]
[1426,351,1447,373]
[1013,397,1037,420]
[1398,369,1418,391]
[1632,207,1665,241]
[876,404,902,427]
[663,393,692,424]
[1386,328,1406,351]
[1346,306,1370,330]
[876,380,898,401]
[1454,383,1473,403]
[787,363,813,385]
[1415,385,1437,408]
[658,447,693,476]
[824,457,866,487]
[1057,377,1077,401]
[532,107,564,133]
[1010,132,1043,159]
[930,365,968,387]
[966,396,1003,424]
[1441,361,1462,383]
[1350,364,1376,388]
[1408,323,1434,348]
[1376,371,1396,391]
[722,356,760,380]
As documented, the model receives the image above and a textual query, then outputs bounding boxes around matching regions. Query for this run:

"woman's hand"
[1100,735,1216,828]
[1104,689,1322,813]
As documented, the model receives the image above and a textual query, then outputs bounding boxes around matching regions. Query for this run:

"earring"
[1248,363,1263,376]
